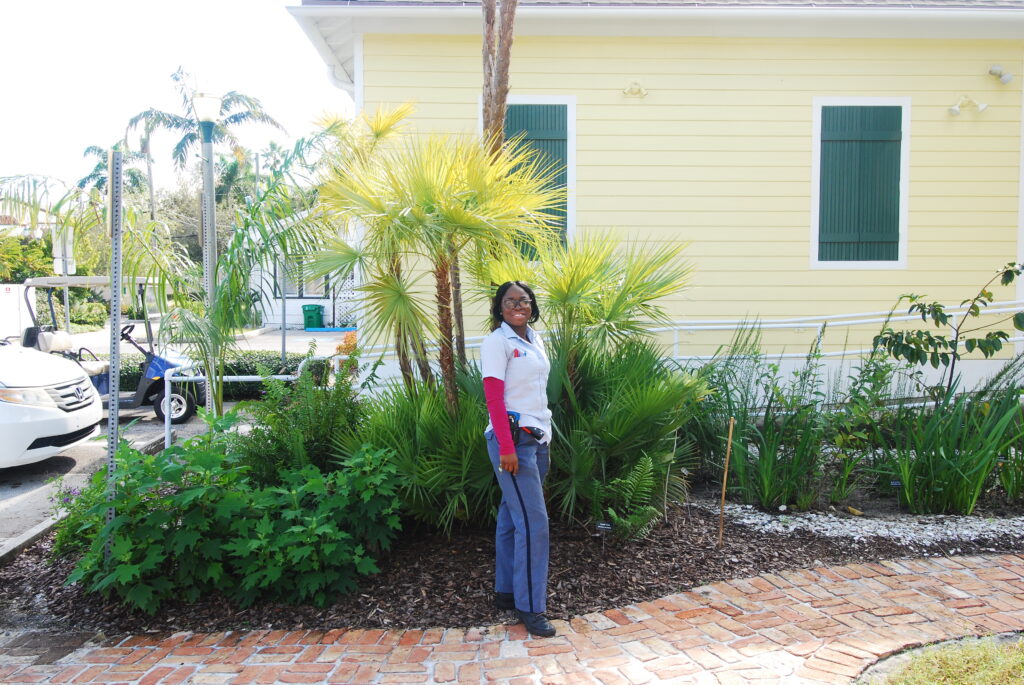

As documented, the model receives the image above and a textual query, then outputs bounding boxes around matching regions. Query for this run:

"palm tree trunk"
[396,327,414,389]
[482,0,497,149]
[412,335,434,385]
[434,262,459,414]
[451,252,467,367]
[481,0,519,155]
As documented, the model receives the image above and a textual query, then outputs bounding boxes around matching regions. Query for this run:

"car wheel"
[153,388,196,424]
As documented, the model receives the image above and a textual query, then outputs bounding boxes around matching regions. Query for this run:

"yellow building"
[290,0,1024,363]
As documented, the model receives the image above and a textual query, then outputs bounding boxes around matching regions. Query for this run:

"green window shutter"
[819,106,901,261]
[505,104,568,243]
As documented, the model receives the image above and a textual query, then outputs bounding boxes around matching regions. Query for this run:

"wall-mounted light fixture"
[989,65,1014,84]
[623,80,648,98]
[949,95,988,115]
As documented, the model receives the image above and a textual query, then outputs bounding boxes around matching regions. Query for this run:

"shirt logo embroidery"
[513,348,528,358]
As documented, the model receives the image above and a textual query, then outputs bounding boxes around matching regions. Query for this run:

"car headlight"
[0,386,58,408]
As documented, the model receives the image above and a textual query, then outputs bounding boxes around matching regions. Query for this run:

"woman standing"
[480,280,556,638]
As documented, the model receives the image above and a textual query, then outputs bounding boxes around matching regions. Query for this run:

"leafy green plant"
[223,449,400,607]
[232,353,364,484]
[49,471,107,557]
[873,262,1024,394]
[603,455,661,540]
[714,339,828,511]
[69,301,108,328]
[679,323,764,485]
[66,411,401,613]
[996,445,1024,502]
[730,402,825,511]
[875,386,1024,514]
[334,366,496,535]
[547,338,707,524]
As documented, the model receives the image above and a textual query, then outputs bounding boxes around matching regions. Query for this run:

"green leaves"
[875,387,1024,514]
[60,416,402,614]
[876,264,1024,392]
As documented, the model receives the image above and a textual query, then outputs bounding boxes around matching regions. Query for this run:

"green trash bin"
[302,304,324,329]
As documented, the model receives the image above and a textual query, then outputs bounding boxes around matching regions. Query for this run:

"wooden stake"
[717,417,735,549]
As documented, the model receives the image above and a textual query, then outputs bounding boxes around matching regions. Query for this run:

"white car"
[0,345,102,469]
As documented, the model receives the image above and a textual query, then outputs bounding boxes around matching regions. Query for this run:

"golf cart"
[20,276,204,424]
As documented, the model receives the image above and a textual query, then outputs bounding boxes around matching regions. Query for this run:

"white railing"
[162,299,1024,446]
[162,354,350,448]
[354,299,1024,362]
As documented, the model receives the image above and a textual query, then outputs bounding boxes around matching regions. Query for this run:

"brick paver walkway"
[1,554,1023,684]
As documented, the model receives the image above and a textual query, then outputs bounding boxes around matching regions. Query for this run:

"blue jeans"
[485,429,550,613]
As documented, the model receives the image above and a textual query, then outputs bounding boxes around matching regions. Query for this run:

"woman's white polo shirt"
[480,321,552,443]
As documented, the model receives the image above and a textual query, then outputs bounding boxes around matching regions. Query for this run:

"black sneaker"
[517,610,556,638]
[495,592,515,611]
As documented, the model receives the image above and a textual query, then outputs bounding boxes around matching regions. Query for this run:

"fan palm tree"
[126,67,284,171]
[315,107,563,413]
[467,233,695,414]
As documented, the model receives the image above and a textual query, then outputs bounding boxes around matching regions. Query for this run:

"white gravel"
[691,498,1024,548]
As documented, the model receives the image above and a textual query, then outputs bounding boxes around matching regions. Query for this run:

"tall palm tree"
[76,143,147,194]
[126,67,284,171]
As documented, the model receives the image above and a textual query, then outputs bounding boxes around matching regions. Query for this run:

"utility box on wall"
[0,284,33,340]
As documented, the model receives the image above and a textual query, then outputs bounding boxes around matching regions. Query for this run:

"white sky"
[0,0,353,189]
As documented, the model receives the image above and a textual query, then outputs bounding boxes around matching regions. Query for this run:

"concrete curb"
[0,431,172,568]
[232,327,270,341]
[0,514,65,567]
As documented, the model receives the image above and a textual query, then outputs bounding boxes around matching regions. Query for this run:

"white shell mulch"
[691,498,1024,550]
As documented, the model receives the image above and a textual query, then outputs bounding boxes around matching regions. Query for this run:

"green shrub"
[730,402,826,511]
[49,471,108,557]
[548,337,708,527]
[70,301,109,328]
[602,455,662,540]
[232,355,363,485]
[335,366,495,535]
[65,411,401,613]
[678,324,765,485]
[875,387,1024,514]
[998,442,1024,503]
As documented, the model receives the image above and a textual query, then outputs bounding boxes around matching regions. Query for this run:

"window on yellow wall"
[819,106,902,261]
[504,104,567,245]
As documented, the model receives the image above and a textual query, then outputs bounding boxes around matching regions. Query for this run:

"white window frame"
[478,95,577,244]
[810,96,910,270]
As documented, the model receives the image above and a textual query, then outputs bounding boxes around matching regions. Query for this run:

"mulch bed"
[2,498,1023,636]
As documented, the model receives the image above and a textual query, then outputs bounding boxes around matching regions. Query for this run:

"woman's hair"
[490,281,541,330]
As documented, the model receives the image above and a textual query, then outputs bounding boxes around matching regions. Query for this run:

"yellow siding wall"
[362,34,1024,355]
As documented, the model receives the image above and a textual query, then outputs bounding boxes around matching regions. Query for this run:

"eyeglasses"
[502,297,532,310]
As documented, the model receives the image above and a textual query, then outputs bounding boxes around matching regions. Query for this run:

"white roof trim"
[288,4,1024,91]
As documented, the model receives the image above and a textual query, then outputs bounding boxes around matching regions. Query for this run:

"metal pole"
[199,120,217,415]
[281,259,287,368]
[105,151,124,563]
[62,224,71,332]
